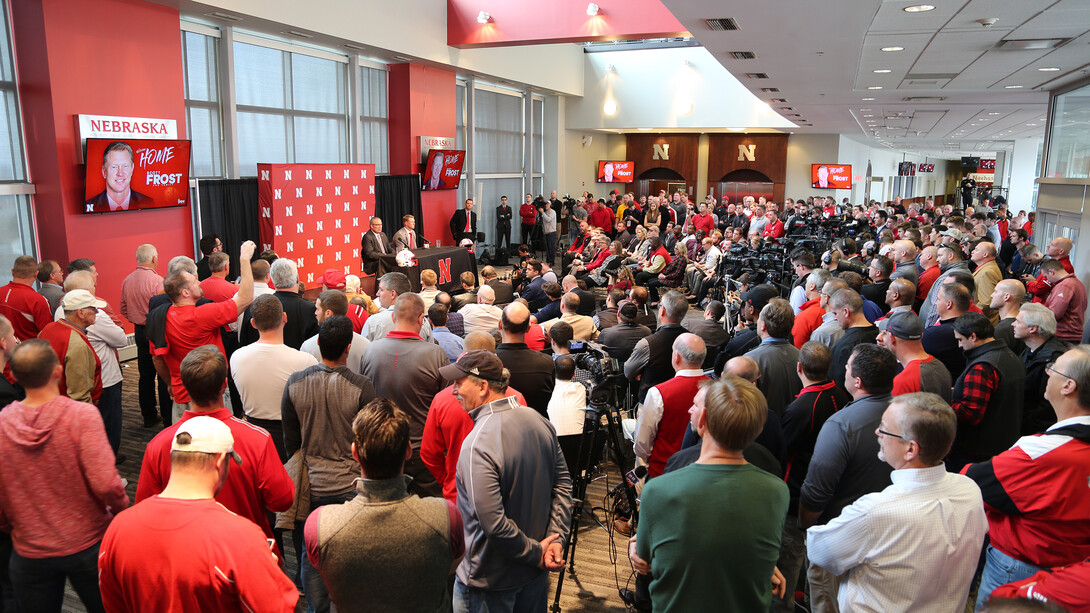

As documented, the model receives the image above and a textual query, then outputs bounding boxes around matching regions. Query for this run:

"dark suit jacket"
[361,231,395,275]
[570,288,597,316]
[451,289,478,312]
[239,290,318,350]
[496,205,512,229]
[84,189,155,212]
[487,279,515,305]
[449,210,477,243]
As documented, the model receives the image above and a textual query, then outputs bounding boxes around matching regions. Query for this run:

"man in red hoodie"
[0,339,128,612]
[1024,237,1074,303]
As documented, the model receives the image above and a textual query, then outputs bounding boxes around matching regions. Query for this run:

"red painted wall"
[12,0,191,331]
[388,63,460,246]
[448,0,688,48]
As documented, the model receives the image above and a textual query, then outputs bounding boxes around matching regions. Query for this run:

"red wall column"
[11,0,192,331]
[387,63,460,246]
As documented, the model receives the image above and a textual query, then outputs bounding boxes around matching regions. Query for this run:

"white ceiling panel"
[1009,0,1090,38]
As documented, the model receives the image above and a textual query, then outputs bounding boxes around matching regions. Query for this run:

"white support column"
[1009,137,1042,210]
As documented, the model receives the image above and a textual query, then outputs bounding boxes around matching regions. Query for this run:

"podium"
[376,246,475,293]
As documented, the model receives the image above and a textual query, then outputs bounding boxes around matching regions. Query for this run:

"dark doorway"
[716,169,774,204]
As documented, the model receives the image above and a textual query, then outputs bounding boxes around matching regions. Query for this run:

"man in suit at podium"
[393,215,427,251]
[361,217,395,275]
[449,199,477,246]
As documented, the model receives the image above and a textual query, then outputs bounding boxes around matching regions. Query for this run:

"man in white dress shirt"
[458,285,502,337]
[806,392,987,612]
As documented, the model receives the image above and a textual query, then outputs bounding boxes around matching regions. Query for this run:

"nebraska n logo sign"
[437,258,453,285]
[652,144,670,160]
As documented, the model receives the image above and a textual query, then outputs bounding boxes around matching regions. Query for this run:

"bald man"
[970,241,1003,324]
[1025,237,1074,303]
[990,279,1027,355]
[496,302,555,416]
[889,240,919,287]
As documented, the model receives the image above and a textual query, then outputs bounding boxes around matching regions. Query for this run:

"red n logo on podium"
[437,258,453,285]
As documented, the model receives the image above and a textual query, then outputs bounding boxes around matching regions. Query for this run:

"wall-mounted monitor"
[918,163,935,173]
[898,162,916,176]
[421,149,466,191]
[961,156,981,169]
[811,164,851,189]
[83,138,191,213]
[597,160,634,183]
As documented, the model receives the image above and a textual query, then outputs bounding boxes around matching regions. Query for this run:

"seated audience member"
[774,341,850,613]
[481,266,514,306]
[100,416,297,613]
[548,355,589,469]
[540,292,598,342]
[683,300,731,353]
[947,312,1026,472]
[597,300,652,364]
[967,345,1090,608]
[418,269,441,308]
[807,393,987,611]
[1013,304,1069,434]
[593,289,625,331]
[428,302,464,364]
[460,285,503,336]
[422,332,525,503]
[532,282,564,324]
[434,292,464,338]
[878,311,952,402]
[0,340,128,613]
[299,290,370,374]
[450,272,478,312]
[547,321,595,388]
[230,295,319,461]
[562,275,598,317]
[362,272,434,342]
[800,344,897,609]
[305,398,464,612]
[628,286,658,331]
[629,376,789,612]
[138,344,294,553]
[625,291,689,401]
[632,333,708,478]
[744,298,801,418]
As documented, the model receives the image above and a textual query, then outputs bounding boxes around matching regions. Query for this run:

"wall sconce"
[603,100,617,116]
[587,3,600,16]
[477,11,491,23]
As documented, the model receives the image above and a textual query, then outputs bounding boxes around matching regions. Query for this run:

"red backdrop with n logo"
[257,163,376,286]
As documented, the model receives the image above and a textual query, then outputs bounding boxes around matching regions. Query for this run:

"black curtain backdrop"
[375,174,424,243]
[197,178,260,279]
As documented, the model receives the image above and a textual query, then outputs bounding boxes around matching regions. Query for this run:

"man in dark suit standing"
[449,199,477,246]
[495,196,512,254]
[361,217,395,275]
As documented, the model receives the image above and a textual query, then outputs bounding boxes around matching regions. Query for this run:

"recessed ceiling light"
[873,69,892,74]
[867,86,884,90]
[904,5,935,12]
[861,108,872,111]
[881,46,905,52]
[1004,85,1023,89]
[477,11,491,23]
[1038,67,1060,72]
[862,97,876,101]
[988,112,1001,115]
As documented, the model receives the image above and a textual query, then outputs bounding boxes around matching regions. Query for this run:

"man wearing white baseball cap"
[37,289,105,406]
[99,415,298,613]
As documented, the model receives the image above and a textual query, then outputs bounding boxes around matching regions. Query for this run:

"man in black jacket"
[1014,303,1070,434]
[449,199,477,245]
[238,258,317,350]
[495,196,512,254]
[495,303,554,416]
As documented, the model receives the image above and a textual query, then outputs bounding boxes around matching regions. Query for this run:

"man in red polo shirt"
[197,252,237,303]
[136,344,293,555]
[0,255,51,342]
[153,241,256,422]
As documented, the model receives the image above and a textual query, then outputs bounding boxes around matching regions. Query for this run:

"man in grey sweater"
[445,351,573,611]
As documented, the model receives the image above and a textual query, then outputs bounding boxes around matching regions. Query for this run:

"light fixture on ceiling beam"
[1004,85,1024,89]
[477,11,491,23]
[873,69,892,73]
[1038,67,1060,72]
[587,3,600,16]
[862,97,876,101]
[881,46,904,52]
[867,86,883,90]
[904,5,935,12]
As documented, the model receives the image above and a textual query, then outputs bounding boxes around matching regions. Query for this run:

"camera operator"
[712,284,779,375]
[788,250,816,314]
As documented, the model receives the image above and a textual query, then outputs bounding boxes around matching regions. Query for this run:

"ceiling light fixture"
[1004,85,1024,89]
[477,11,491,23]
[1037,67,1060,72]
[862,97,876,101]
[603,100,617,116]
[988,112,1001,115]
[587,3,600,16]
[867,86,884,90]
[904,5,935,12]
[873,69,892,73]
[881,46,905,52]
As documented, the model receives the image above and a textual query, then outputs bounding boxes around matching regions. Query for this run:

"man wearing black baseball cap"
[878,311,952,402]
[443,351,573,611]
[713,284,779,375]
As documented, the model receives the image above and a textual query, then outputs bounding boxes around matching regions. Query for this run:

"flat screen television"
[83,138,191,213]
[961,156,981,169]
[421,149,465,191]
[898,162,916,176]
[597,160,634,183]
[918,163,935,173]
[811,164,851,189]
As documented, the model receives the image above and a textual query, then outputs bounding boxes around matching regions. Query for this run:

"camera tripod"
[550,378,638,613]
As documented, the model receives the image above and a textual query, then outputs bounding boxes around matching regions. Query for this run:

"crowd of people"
[0,186,1085,613]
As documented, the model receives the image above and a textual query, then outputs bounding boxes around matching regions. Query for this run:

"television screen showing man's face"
[103,148,134,197]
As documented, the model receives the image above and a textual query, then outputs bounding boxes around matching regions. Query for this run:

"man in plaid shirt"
[948,312,1026,472]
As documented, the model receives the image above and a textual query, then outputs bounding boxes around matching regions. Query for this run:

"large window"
[0,1,33,280]
[181,29,223,178]
[234,40,348,176]
[474,88,523,174]
[359,64,388,174]
[1045,81,1090,179]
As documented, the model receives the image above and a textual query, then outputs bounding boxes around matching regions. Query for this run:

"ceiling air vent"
[770,98,787,103]
[705,18,739,31]
[205,11,242,21]
[746,72,770,79]
[996,38,1068,50]
[905,73,958,80]
[902,96,946,102]
[760,87,779,93]
[730,51,757,59]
